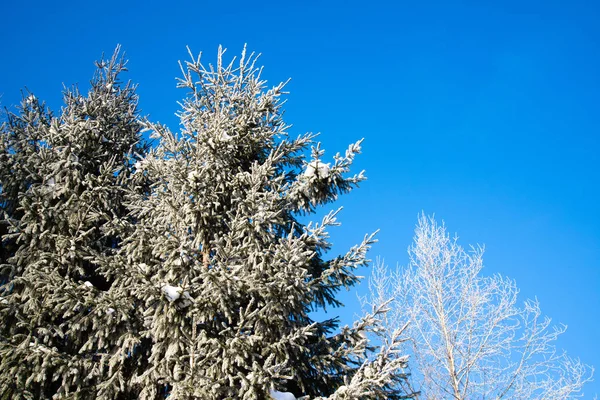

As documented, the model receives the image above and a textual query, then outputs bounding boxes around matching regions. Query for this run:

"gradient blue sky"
[2,0,599,396]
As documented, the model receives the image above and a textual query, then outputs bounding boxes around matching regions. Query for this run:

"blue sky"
[2,0,599,396]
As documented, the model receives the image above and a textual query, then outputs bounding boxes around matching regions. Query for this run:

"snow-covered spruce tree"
[116,47,413,399]
[0,46,413,399]
[0,48,146,399]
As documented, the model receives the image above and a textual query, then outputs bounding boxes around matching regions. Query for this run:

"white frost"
[161,284,193,307]
[83,281,94,288]
[221,131,233,141]
[134,160,144,173]
[336,385,348,394]
[304,161,331,179]
[188,170,200,183]
[270,389,296,400]
[138,263,149,273]
[178,251,192,264]
[162,284,182,302]
[304,164,315,178]
[29,342,51,354]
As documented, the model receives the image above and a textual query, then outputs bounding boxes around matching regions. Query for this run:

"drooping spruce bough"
[0,46,414,399]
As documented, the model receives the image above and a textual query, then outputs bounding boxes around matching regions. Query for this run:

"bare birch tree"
[362,215,594,399]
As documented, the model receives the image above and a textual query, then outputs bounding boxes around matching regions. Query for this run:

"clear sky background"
[2,0,599,396]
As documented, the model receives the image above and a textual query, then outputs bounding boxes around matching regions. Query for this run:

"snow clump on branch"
[304,160,331,179]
